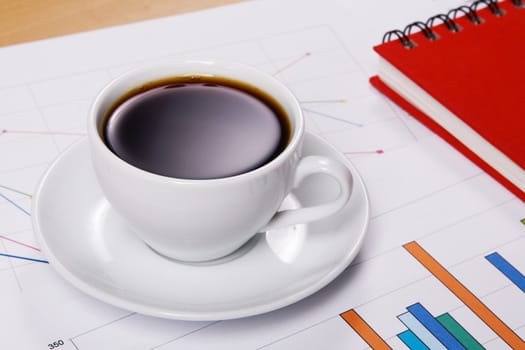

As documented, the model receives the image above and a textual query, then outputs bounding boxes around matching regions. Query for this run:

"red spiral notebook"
[371,0,525,202]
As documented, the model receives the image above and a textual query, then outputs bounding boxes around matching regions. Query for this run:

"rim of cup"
[87,59,304,185]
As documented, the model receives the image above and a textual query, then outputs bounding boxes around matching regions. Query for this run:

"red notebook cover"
[371,0,525,201]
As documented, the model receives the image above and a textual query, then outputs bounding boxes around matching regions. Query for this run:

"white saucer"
[32,132,369,320]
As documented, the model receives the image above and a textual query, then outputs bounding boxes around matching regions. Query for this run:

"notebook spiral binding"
[382,0,524,48]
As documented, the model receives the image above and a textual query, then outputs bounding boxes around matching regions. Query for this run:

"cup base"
[145,235,261,266]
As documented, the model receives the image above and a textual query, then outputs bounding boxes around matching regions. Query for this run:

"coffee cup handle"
[262,155,353,231]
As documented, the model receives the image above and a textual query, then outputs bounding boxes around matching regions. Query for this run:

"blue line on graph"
[398,329,429,350]
[0,253,48,264]
[406,303,465,350]
[0,192,30,216]
[486,252,525,292]
[302,108,364,127]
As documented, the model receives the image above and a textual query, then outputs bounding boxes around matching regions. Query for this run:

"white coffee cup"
[87,60,353,262]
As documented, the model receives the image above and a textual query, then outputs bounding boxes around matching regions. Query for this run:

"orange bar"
[340,309,392,350]
[404,241,525,349]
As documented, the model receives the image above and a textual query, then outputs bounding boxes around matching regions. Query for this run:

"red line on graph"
[273,52,311,76]
[2,129,85,137]
[0,234,40,251]
[345,149,384,155]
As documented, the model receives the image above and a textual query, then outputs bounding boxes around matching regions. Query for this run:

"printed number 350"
[48,340,65,349]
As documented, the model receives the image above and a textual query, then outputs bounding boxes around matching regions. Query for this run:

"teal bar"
[436,313,485,350]
[398,330,429,350]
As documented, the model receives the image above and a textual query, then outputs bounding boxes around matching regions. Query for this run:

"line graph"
[0,253,48,264]
[1,129,85,137]
[300,99,347,104]
[302,107,363,127]
[0,7,522,349]
[0,234,41,251]
[0,192,30,216]
[0,184,32,198]
[272,52,311,76]
[344,149,384,155]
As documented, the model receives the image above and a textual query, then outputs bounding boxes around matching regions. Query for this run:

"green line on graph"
[0,184,32,198]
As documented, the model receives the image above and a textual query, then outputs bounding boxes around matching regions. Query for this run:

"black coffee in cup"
[103,76,290,179]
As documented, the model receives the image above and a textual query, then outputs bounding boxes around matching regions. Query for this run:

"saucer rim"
[31,132,370,320]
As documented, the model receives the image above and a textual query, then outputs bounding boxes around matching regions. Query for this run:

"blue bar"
[486,252,525,292]
[398,312,447,350]
[398,330,429,350]
[406,303,465,350]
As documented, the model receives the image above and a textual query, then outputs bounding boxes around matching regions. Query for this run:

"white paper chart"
[1,0,524,349]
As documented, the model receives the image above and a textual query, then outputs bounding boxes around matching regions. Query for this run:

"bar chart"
[339,241,525,349]
[397,303,480,350]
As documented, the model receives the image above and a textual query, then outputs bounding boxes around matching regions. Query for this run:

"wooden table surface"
[0,0,241,47]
